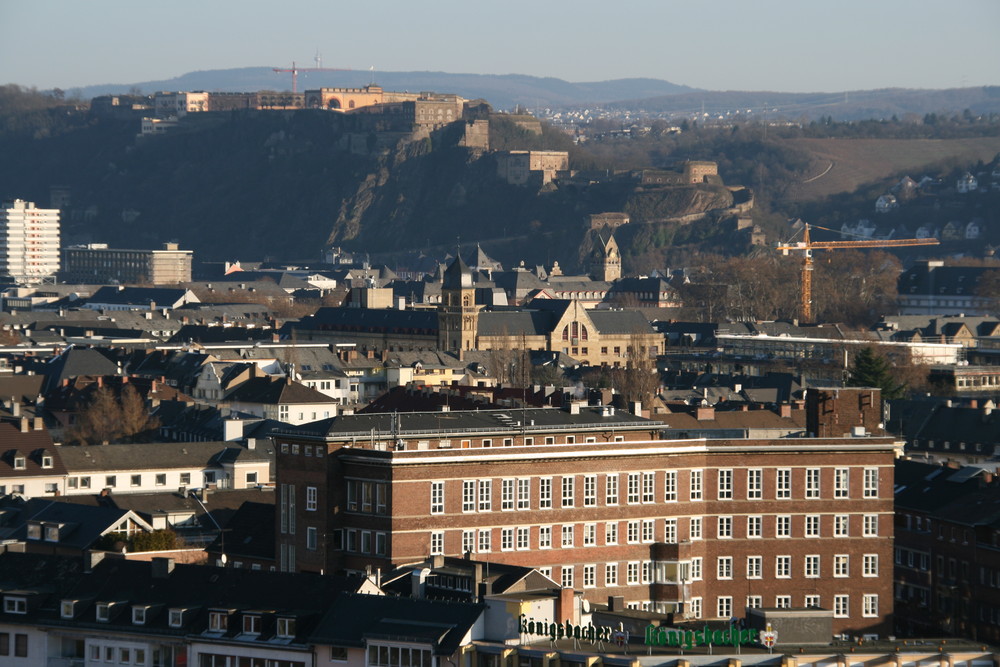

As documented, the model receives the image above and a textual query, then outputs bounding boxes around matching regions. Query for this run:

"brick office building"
[274,388,897,636]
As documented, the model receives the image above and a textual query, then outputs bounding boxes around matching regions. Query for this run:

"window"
[180,473,191,485]
[539,526,552,548]
[105,475,117,488]
[209,611,228,632]
[562,524,574,548]
[663,518,677,544]
[776,468,791,499]
[747,469,762,499]
[96,603,111,621]
[583,564,596,588]
[640,519,654,543]
[805,554,820,578]
[717,596,732,619]
[834,594,849,618]
[689,597,702,619]
[605,522,618,545]
[627,562,640,584]
[863,554,878,577]
[330,647,348,662]
[747,515,762,538]
[642,471,655,503]
[131,474,141,487]
[776,555,791,578]
[605,474,618,505]
[80,476,91,489]
[306,526,318,550]
[863,514,879,537]
[689,516,702,540]
[369,645,432,667]
[834,554,849,577]
[689,469,703,500]
[539,478,552,509]
[805,515,820,537]
[747,556,762,579]
[690,557,702,581]
[155,473,166,486]
[60,600,74,619]
[717,556,733,579]
[605,563,618,586]
[561,566,574,588]
[664,470,677,501]
[834,514,849,537]
[805,468,820,498]
[169,609,183,628]
[431,531,444,555]
[501,479,515,510]
[627,520,640,544]
[776,515,791,537]
[462,530,475,554]
[276,617,296,638]
[583,475,596,506]
[805,594,821,608]
[747,595,762,609]
[132,606,148,625]
[717,469,733,499]
[3,597,25,614]
[864,468,879,498]
[243,613,262,635]
[775,595,792,609]
[863,594,878,617]
[517,478,530,509]
[584,523,597,546]
[717,515,732,538]
[627,473,640,504]
[41,454,53,469]
[501,528,514,551]
[478,479,492,511]
[12,455,25,470]
[307,486,318,512]
[517,527,529,550]
[834,468,850,498]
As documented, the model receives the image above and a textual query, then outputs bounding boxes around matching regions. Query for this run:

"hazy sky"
[2,0,997,93]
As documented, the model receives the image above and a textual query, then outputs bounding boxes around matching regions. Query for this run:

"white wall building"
[0,199,60,283]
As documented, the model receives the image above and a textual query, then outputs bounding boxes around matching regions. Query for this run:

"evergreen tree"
[846,347,906,399]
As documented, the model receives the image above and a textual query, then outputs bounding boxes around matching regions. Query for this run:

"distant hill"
[68,69,700,110]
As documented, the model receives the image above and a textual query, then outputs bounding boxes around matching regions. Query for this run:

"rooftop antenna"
[369,65,376,85]
[314,49,322,69]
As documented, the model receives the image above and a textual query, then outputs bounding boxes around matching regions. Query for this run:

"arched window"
[561,325,569,341]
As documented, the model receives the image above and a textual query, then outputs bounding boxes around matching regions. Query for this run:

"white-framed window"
[561,476,574,507]
[642,471,655,503]
[209,610,228,632]
[60,600,74,619]
[605,474,619,505]
[462,480,476,512]
[243,613,262,635]
[689,557,702,581]
[478,529,491,553]
[605,563,618,586]
[717,515,732,538]
[689,597,702,619]
[627,473,640,504]
[96,602,111,621]
[747,555,762,579]
[430,481,444,514]
[462,529,475,554]
[689,469,703,500]
[306,526,318,550]
[517,478,530,509]
[805,594,821,608]
[834,514,850,537]
[717,469,733,499]
[717,556,733,580]
[539,478,552,509]
[805,554,820,578]
[747,515,762,538]
[717,596,732,618]
[169,609,184,628]
[430,531,444,555]
[805,468,820,498]
[539,525,552,549]
[690,516,702,540]
[775,555,791,578]
[605,522,618,545]
[863,514,879,537]
[306,486,318,512]
[834,594,849,618]
[501,479,515,511]
[583,523,597,546]
[276,617,296,638]
[746,595,762,609]
[583,475,597,506]
[561,566,574,588]
[539,566,551,578]
[664,518,677,544]
[562,524,574,547]
[479,479,492,511]
[775,595,792,609]
[501,527,514,551]
[4,597,26,614]
[641,519,655,543]
[776,515,791,537]
[834,468,850,498]
[805,515,820,537]
[517,526,529,550]
[664,470,677,501]
[627,562,640,585]
[834,554,849,577]
[863,468,879,498]
[627,520,640,544]
[863,554,878,577]
[583,564,596,588]
[776,468,791,499]
[862,594,878,617]
[747,468,762,499]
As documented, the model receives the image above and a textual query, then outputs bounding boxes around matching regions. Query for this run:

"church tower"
[438,254,481,351]
[590,232,621,282]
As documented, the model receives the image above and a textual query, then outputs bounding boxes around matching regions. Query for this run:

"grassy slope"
[781,137,1000,201]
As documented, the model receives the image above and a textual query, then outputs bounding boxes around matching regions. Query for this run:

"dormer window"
[209,610,229,632]
[168,609,184,628]
[242,613,261,635]
[41,455,53,469]
[60,600,75,619]
[3,597,26,614]
[96,603,111,622]
[276,617,296,638]
[26,523,41,539]
[132,606,147,625]
[13,455,26,470]
[45,525,59,542]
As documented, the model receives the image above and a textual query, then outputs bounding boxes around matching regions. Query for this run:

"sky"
[2,0,998,93]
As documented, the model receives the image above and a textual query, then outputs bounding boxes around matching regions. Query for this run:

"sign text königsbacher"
[519,615,614,642]
[645,624,759,649]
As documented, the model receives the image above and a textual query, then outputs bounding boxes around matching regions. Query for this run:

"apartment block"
[0,199,60,283]
[62,242,193,284]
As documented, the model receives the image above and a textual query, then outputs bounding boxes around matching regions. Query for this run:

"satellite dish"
[582,599,591,613]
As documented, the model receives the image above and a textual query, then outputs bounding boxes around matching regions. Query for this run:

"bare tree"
[70,386,124,445]
[119,384,160,440]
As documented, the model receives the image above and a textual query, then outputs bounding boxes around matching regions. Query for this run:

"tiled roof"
[57,441,273,473]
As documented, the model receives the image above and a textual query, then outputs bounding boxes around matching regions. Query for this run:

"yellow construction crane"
[776,223,939,323]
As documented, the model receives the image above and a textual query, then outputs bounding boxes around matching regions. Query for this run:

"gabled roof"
[87,286,193,307]
[225,376,334,405]
[0,497,152,549]
[57,441,273,474]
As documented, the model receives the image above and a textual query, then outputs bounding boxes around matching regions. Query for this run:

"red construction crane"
[272,54,350,93]
[776,223,939,323]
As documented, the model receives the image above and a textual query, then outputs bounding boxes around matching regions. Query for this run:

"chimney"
[151,557,175,579]
[969,399,979,409]
[11,400,20,417]
[779,403,792,418]
[557,587,576,624]
[33,417,43,431]
[84,550,105,573]
[432,554,445,568]
[222,418,243,442]
[696,406,715,421]
[20,416,29,433]
[608,595,625,612]
[410,568,431,599]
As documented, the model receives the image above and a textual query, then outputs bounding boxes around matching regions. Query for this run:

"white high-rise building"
[0,199,61,283]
